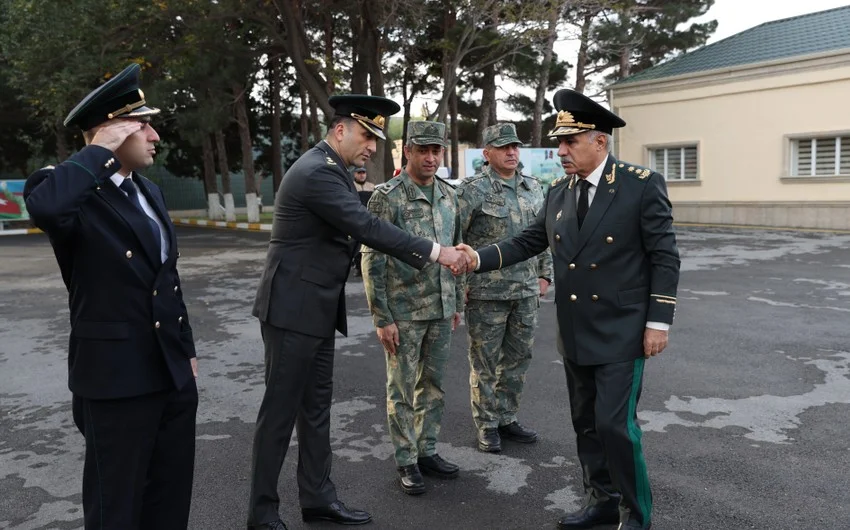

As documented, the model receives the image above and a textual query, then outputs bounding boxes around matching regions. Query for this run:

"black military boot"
[397,464,426,495]
[477,428,501,453]
[498,421,538,443]
[417,454,459,479]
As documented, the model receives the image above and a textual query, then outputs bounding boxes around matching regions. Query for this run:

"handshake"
[437,244,478,275]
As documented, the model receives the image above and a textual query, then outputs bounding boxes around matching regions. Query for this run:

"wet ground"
[1,226,849,530]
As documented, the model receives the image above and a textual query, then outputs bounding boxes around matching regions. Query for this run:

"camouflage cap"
[406,120,448,147]
[482,123,523,148]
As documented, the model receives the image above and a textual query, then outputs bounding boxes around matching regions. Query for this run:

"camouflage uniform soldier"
[458,123,554,453]
[362,121,464,495]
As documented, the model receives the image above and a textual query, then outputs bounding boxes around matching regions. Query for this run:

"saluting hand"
[377,323,400,355]
[90,119,145,153]
[643,328,669,358]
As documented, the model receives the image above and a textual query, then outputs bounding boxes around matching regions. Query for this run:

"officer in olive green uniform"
[465,90,680,530]
[458,123,553,453]
[362,121,463,496]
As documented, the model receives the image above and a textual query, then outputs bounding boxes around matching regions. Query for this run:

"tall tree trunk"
[574,11,595,94]
[437,0,456,124]
[270,55,283,195]
[450,89,459,180]
[533,5,560,147]
[55,124,68,161]
[619,43,632,79]
[309,94,320,145]
[299,82,309,152]
[202,133,222,220]
[476,63,497,147]
[324,12,335,94]
[400,67,413,169]
[215,129,234,221]
[233,84,259,223]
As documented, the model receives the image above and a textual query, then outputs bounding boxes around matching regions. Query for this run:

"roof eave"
[607,47,850,92]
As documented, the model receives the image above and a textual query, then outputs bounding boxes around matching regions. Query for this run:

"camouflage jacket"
[458,165,554,300]
[362,171,464,327]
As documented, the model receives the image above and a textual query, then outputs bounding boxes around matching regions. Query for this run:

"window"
[648,145,698,180]
[790,136,850,176]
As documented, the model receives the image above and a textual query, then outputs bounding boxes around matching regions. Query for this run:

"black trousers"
[247,322,337,526]
[564,357,652,527]
[73,378,198,530]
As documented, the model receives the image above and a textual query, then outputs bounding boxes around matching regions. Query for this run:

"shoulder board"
[520,172,539,182]
[459,173,487,187]
[376,178,403,195]
[618,162,653,180]
[550,175,570,188]
[435,175,456,189]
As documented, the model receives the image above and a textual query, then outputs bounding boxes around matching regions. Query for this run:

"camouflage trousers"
[385,318,453,467]
[465,296,538,432]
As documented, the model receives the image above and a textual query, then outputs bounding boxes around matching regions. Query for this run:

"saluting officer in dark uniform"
[23,64,199,530]
[459,89,680,530]
[248,95,469,530]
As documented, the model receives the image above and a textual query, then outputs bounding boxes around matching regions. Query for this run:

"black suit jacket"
[24,145,196,399]
[478,155,680,365]
[252,141,434,338]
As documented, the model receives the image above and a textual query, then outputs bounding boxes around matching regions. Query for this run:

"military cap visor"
[64,63,160,131]
[329,94,400,140]
[547,88,625,138]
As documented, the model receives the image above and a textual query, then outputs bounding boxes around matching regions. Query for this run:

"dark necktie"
[119,178,162,258]
[577,179,590,229]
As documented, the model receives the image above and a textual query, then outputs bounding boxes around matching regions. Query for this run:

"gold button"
[174,286,179,293]
[555,234,561,242]
[347,235,352,240]
[570,294,577,302]
[178,316,183,323]
[153,290,158,296]
[592,295,599,301]
[154,321,161,329]
[606,236,614,244]
[126,250,133,258]
[590,263,597,270]
[568,263,576,270]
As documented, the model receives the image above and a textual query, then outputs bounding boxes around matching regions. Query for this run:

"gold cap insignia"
[351,113,386,130]
[554,110,595,130]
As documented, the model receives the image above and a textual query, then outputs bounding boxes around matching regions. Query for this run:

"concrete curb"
[172,218,272,232]
[0,227,42,236]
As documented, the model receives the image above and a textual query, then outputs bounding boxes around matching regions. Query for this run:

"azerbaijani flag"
[0,180,27,220]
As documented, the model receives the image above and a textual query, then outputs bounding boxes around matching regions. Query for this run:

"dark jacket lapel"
[98,178,161,267]
[576,155,619,253]
[134,174,174,263]
[560,176,580,250]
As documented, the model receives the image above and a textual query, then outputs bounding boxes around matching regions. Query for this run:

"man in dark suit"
[23,64,198,530]
[247,95,468,530]
[459,89,680,530]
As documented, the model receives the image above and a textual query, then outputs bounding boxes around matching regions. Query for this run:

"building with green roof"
[608,5,850,230]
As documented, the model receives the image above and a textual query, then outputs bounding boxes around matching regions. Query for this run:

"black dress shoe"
[557,502,620,529]
[397,464,426,495]
[498,421,538,443]
[417,454,459,479]
[301,500,372,525]
[248,520,287,530]
[477,428,501,452]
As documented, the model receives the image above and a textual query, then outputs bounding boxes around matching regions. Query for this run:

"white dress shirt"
[111,173,169,263]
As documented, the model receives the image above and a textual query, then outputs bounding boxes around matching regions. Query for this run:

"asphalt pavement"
[1,225,849,530]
